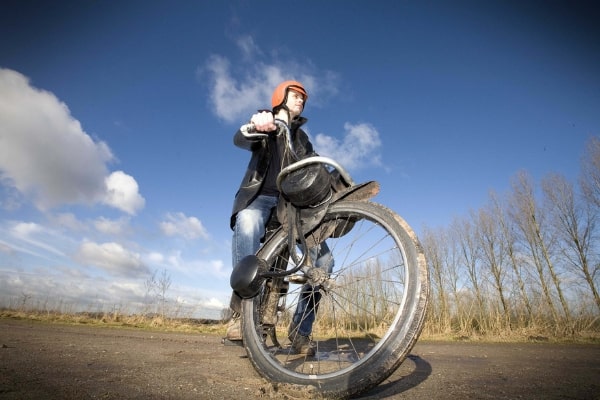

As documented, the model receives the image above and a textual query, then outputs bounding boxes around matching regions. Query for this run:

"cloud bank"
[201,35,339,124]
[314,122,382,170]
[201,36,382,171]
[0,68,144,214]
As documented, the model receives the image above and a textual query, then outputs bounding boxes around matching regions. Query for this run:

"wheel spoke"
[241,201,429,398]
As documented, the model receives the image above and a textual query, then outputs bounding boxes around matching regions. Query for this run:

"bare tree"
[578,136,600,312]
[19,292,32,312]
[489,191,533,324]
[452,216,486,332]
[422,226,451,333]
[145,269,172,319]
[543,173,600,313]
[474,204,510,327]
[580,136,600,209]
[414,139,600,337]
[436,225,465,333]
[508,171,563,325]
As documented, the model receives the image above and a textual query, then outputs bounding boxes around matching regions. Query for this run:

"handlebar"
[240,119,298,159]
[240,123,269,139]
[239,120,355,187]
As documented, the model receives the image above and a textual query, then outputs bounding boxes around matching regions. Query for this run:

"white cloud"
[146,252,165,264]
[199,36,385,173]
[75,241,149,277]
[10,221,66,257]
[94,216,130,236]
[0,68,144,214]
[201,37,339,123]
[103,171,145,215]
[147,248,227,279]
[0,266,228,319]
[200,297,226,311]
[314,122,383,170]
[49,212,87,231]
[0,185,23,211]
[202,55,268,123]
[0,268,147,311]
[159,212,209,240]
[236,35,263,60]
[0,241,14,255]
[11,221,42,237]
[0,69,112,208]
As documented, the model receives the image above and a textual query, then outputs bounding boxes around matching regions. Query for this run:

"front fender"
[333,180,380,203]
[302,181,380,247]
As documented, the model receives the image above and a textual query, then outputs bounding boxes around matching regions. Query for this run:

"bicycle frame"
[230,120,378,298]
[229,120,429,399]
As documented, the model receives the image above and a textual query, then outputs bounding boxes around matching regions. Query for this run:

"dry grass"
[0,308,227,335]
[3,308,598,344]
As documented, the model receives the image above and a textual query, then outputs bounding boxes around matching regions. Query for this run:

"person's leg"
[226,195,277,340]
[232,195,278,269]
[290,242,334,337]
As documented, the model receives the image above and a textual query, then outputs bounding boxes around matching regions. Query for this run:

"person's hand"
[250,111,277,132]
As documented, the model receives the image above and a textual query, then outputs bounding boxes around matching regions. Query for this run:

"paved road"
[1,318,599,399]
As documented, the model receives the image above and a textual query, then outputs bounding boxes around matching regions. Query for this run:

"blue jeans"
[291,242,334,337]
[232,195,279,268]
[232,195,333,336]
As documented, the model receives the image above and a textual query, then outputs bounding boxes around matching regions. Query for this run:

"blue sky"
[1,1,599,318]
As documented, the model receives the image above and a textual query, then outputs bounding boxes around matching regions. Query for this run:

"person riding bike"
[226,81,333,355]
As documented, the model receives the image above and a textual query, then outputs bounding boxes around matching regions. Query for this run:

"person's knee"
[316,252,334,270]
[236,209,261,236]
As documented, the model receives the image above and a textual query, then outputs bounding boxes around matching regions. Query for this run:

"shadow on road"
[355,354,432,399]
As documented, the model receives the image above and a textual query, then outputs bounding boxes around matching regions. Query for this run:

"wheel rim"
[244,201,425,383]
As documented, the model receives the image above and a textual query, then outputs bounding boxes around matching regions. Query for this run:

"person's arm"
[233,128,256,150]
[233,110,276,149]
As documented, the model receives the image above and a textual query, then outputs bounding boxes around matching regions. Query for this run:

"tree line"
[421,137,600,338]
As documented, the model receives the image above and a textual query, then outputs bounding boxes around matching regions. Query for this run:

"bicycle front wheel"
[241,200,429,398]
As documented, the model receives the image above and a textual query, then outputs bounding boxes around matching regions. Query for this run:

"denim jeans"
[291,242,334,337]
[232,195,279,269]
[231,194,333,336]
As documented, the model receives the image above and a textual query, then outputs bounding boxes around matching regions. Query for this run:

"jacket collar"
[291,116,308,130]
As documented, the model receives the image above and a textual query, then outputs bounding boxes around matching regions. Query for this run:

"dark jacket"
[230,116,315,229]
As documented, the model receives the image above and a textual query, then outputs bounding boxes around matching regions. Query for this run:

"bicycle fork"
[260,277,289,348]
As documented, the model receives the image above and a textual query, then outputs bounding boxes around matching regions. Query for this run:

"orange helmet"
[271,80,308,110]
